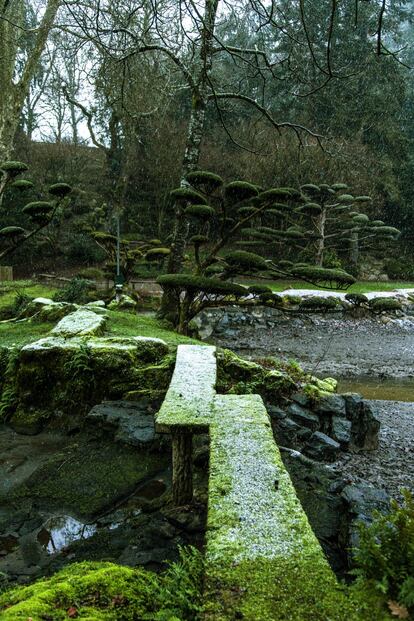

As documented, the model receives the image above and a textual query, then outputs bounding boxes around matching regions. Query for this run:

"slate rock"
[86,401,159,447]
[331,416,352,446]
[272,417,301,447]
[286,403,320,431]
[266,405,287,421]
[303,431,340,462]
[314,394,346,417]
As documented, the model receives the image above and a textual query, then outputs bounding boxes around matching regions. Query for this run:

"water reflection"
[37,516,97,554]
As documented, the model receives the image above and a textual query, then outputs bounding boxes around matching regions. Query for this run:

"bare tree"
[0,0,61,160]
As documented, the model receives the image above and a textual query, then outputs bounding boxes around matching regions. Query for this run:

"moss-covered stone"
[216,349,296,402]
[156,345,216,433]
[204,394,375,620]
[7,336,170,433]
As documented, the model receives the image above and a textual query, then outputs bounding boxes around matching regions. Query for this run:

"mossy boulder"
[216,349,296,402]
[51,309,107,337]
[6,336,171,433]
[0,547,203,620]
[108,294,137,313]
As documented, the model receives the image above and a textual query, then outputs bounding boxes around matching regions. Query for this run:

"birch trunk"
[165,0,219,277]
[160,0,219,316]
[315,206,327,266]
[0,0,60,161]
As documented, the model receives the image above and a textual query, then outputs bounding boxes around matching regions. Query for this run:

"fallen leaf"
[388,600,409,619]
[67,607,78,618]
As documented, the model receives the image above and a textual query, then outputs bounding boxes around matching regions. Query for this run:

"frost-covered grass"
[240,278,414,293]
[0,322,52,347]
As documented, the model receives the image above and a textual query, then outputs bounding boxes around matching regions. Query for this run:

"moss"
[0,161,28,175]
[145,247,171,260]
[204,394,373,620]
[0,546,204,620]
[170,186,207,204]
[353,214,369,224]
[374,226,400,238]
[224,250,268,273]
[300,183,321,193]
[185,204,216,219]
[0,226,26,238]
[186,170,223,190]
[297,202,322,215]
[258,187,293,201]
[157,274,246,297]
[10,179,34,190]
[216,349,296,402]
[292,266,356,288]
[299,296,339,311]
[156,344,216,432]
[8,335,171,431]
[224,181,259,204]
[345,292,369,306]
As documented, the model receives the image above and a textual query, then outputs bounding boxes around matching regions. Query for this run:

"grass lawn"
[0,322,53,347]
[105,311,200,346]
[0,280,58,310]
[239,278,414,293]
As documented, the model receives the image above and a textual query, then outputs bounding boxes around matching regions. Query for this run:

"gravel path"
[331,400,414,500]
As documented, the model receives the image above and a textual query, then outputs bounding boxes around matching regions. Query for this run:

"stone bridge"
[156,345,363,621]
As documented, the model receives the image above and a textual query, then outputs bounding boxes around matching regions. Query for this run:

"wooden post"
[172,431,193,505]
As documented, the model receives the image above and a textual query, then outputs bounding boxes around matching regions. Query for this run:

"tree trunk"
[172,432,193,505]
[0,0,60,160]
[165,0,219,275]
[349,229,359,269]
[315,206,327,266]
[160,0,219,316]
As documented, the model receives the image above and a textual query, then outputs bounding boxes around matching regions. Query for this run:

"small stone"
[51,309,106,337]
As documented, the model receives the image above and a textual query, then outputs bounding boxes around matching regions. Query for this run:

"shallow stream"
[337,377,414,401]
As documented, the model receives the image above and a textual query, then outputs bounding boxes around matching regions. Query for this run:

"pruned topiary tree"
[91,230,170,287]
[296,183,399,269]
[156,171,363,333]
[0,161,72,262]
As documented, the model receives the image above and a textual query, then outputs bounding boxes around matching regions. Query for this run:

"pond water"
[337,377,414,401]
[37,516,97,554]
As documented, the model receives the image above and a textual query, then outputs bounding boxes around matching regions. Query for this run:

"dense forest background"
[1,0,414,279]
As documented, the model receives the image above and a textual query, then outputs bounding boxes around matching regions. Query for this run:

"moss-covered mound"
[0,547,203,620]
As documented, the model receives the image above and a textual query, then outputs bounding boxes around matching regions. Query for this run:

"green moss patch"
[0,546,204,620]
